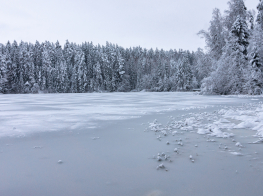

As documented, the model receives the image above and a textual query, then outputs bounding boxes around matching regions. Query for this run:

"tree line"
[0,40,197,94]
[0,0,263,95]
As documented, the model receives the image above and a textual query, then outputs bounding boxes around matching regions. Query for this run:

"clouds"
[0,0,259,51]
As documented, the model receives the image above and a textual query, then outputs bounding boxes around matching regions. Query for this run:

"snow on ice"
[0,92,224,138]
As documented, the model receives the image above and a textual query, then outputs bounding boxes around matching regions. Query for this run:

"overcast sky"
[0,0,259,51]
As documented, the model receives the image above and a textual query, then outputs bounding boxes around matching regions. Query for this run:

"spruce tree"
[230,15,250,55]
[245,46,263,94]
[222,16,249,94]
[42,44,52,92]
[5,42,13,93]
[224,0,247,31]
[0,45,7,93]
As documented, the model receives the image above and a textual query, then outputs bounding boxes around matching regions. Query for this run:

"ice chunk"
[235,142,242,147]
[157,156,162,161]
[197,128,210,135]
[230,152,243,156]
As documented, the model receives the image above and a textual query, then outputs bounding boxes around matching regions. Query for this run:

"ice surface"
[1,92,263,196]
[0,92,242,138]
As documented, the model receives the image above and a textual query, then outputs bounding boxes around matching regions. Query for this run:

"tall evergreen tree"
[230,15,250,55]
[0,45,7,93]
[4,42,14,93]
[224,0,247,31]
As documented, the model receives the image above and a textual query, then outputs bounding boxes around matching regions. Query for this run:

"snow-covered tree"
[0,45,7,93]
[224,0,248,31]
[257,0,263,29]
[202,15,250,94]
[175,55,193,91]
[194,48,213,85]
[247,10,256,30]
[230,15,250,55]
[198,8,226,60]
[3,42,13,93]
[244,46,263,95]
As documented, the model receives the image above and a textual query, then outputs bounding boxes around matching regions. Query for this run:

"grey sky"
[0,0,259,51]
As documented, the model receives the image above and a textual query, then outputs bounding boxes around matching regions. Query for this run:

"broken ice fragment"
[157,156,162,161]
[235,142,242,147]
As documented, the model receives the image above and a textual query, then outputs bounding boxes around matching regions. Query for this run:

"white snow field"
[0,92,263,196]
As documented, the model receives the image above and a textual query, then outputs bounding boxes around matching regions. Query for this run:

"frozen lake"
[0,92,263,196]
[0,92,248,138]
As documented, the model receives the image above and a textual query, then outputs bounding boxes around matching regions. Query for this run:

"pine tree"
[75,48,85,93]
[42,43,53,92]
[0,45,7,93]
[63,40,75,93]
[102,45,112,91]
[53,41,64,93]
[11,41,20,93]
[175,55,193,91]
[22,44,35,93]
[94,62,103,91]
[183,56,193,90]
[176,58,184,91]
[33,41,43,92]
[17,41,28,93]
[4,42,13,93]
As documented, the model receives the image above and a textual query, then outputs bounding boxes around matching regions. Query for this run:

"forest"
[0,0,262,95]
